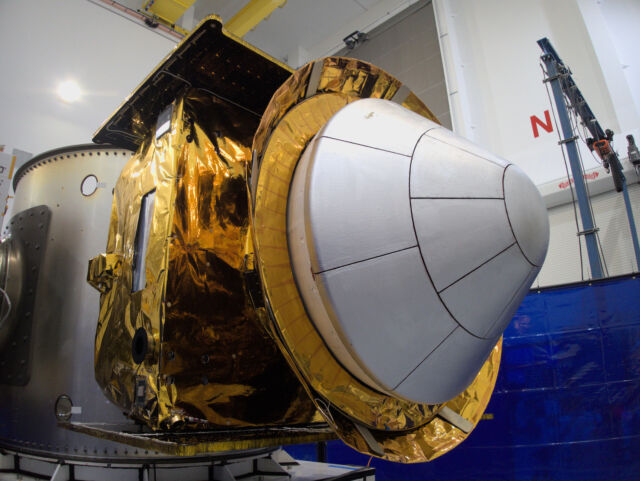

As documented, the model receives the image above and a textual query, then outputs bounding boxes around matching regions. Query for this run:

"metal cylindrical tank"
[0,144,173,462]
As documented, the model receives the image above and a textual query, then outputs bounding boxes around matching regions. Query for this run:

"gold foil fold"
[251,57,501,462]
[87,253,123,294]
[92,90,317,433]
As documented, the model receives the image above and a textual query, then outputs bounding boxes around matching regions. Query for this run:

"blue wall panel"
[285,275,640,479]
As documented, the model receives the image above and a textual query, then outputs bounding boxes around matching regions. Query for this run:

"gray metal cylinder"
[0,144,171,463]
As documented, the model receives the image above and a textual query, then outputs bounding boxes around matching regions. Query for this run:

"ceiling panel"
[107,0,420,65]
[243,0,367,62]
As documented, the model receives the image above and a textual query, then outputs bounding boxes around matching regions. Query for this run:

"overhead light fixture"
[57,80,82,103]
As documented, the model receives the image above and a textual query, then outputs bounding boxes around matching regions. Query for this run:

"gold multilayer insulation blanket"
[89,90,317,432]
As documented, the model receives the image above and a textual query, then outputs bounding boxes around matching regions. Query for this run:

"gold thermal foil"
[251,57,501,462]
[90,90,317,433]
[162,92,316,428]
[93,15,292,151]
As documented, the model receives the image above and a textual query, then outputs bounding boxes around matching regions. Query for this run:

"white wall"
[535,179,640,287]
[433,0,640,186]
[0,0,176,156]
[598,0,640,119]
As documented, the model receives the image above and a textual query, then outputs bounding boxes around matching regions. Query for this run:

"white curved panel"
[410,131,506,199]
[503,164,550,266]
[318,98,439,156]
[288,138,385,390]
[306,136,415,273]
[483,266,540,339]
[425,128,509,168]
[286,97,549,406]
[315,247,458,393]
[395,327,496,404]
[411,198,515,291]
[440,244,534,339]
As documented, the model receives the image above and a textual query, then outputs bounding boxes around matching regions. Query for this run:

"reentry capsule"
[288,98,549,405]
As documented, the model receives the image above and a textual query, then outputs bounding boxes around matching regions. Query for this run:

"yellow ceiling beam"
[142,0,197,25]
[225,0,287,37]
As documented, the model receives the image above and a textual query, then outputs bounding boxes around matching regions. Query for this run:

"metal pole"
[542,53,604,279]
[621,176,640,270]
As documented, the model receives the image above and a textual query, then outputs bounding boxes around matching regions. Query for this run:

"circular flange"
[54,394,73,422]
[251,57,502,462]
[81,174,99,197]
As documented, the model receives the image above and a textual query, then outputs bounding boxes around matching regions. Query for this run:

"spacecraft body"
[82,16,550,463]
[88,90,318,432]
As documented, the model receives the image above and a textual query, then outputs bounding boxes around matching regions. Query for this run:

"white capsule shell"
[287,98,549,404]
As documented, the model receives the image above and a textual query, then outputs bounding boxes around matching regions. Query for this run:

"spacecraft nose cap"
[503,164,550,267]
[287,98,549,405]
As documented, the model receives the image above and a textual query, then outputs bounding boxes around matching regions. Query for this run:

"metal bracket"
[558,136,579,145]
[353,422,384,457]
[243,265,265,310]
[437,406,474,433]
[577,227,600,236]
[390,85,411,105]
[305,60,324,99]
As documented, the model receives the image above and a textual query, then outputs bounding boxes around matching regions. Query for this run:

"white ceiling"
[110,0,421,67]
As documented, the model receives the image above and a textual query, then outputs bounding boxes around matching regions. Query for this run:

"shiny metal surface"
[0,206,51,386]
[0,236,24,351]
[0,144,192,460]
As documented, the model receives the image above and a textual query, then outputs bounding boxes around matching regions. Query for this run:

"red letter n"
[531,110,553,138]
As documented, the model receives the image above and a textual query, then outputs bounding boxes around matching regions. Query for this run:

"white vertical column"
[432,0,476,141]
